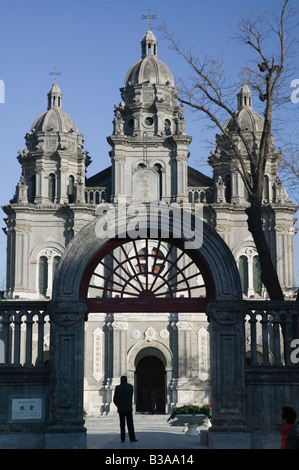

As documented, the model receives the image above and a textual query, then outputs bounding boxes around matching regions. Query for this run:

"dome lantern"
[141,30,158,59]
[237,84,252,110]
[47,83,63,110]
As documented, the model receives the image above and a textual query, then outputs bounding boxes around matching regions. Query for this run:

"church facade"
[2,28,297,416]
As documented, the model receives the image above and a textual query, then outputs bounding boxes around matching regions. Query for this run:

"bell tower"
[17,82,88,206]
[3,82,90,299]
[107,27,192,204]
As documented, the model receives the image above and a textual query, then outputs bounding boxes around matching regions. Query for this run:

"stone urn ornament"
[167,404,212,435]
[176,414,206,435]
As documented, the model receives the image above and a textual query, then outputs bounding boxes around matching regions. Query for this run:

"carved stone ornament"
[131,329,141,339]
[144,327,157,341]
[206,300,244,325]
[48,300,88,327]
[176,321,192,330]
[112,321,129,331]
[160,328,169,339]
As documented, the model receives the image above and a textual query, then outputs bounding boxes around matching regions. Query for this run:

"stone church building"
[2,26,297,425]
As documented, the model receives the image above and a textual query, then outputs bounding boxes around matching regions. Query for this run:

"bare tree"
[279,138,299,204]
[159,0,297,300]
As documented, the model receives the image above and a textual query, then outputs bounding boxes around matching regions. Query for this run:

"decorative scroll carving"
[206,300,245,325]
[48,300,88,327]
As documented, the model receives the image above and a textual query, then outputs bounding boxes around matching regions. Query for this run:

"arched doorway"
[136,355,165,413]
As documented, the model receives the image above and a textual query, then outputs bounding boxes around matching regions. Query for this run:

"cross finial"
[141,9,157,31]
[49,67,61,84]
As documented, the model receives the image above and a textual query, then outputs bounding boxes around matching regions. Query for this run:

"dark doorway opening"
[136,356,165,413]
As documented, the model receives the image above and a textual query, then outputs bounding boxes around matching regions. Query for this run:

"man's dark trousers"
[119,411,136,442]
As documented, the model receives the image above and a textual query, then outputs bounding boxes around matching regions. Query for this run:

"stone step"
[85,413,173,426]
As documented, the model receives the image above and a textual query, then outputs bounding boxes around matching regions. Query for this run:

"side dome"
[224,84,264,133]
[124,30,174,87]
[30,83,78,134]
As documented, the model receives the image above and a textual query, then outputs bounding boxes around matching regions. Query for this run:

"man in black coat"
[113,376,137,442]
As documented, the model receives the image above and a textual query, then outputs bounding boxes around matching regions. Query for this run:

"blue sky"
[0,0,298,289]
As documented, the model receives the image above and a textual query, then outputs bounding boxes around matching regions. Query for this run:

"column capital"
[48,299,87,327]
[206,299,245,325]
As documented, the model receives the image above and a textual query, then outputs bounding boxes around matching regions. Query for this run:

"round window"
[144,116,154,126]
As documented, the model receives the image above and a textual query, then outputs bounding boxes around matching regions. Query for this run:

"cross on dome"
[49,67,61,84]
[141,8,157,31]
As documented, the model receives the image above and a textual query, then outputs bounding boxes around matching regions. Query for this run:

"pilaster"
[206,299,250,448]
[45,299,87,448]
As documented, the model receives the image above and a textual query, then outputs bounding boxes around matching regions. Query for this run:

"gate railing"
[0,299,298,368]
[85,187,110,204]
[0,301,50,367]
[244,301,299,367]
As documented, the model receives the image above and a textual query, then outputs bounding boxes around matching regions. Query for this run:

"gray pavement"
[85,414,209,450]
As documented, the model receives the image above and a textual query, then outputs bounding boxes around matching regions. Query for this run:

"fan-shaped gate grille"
[87,239,206,300]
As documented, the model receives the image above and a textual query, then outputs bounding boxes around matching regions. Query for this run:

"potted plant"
[168,404,212,435]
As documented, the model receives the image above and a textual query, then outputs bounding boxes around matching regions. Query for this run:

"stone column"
[59,166,69,204]
[45,299,87,449]
[112,154,125,202]
[206,300,250,449]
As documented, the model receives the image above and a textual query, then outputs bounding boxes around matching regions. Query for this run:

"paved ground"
[85,414,209,450]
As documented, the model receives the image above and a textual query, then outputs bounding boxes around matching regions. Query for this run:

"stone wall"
[0,367,50,448]
[245,368,299,449]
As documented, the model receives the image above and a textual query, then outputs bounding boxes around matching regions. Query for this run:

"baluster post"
[13,312,22,365]
[261,311,270,366]
[248,311,258,366]
[24,311,34,366]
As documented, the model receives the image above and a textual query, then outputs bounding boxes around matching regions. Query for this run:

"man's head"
[121,376,127,384]
[281,406,297,425]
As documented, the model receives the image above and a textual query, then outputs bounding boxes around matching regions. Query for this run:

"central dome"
[124,30,174,87]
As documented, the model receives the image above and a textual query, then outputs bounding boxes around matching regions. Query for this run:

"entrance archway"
[136,355,165,413]
[52,208,242,301]
[48,209,243,447]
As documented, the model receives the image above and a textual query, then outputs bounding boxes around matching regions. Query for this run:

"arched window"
[29,174,36,203]
[164,119,171,135]
[237,249,263,297]
[53,256,60,282]
[153,163,162,200]
[224,175,231,203]
[263,175,269,201]
[38,251,61,298]
[48,174,56,203]
[137,163,146,170]
[253,256,262,295]
[238,256,248,294]
[68,175,75,203]
[39,256,48,296]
